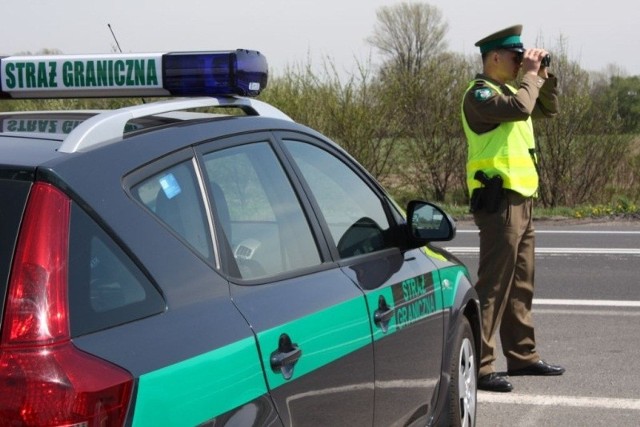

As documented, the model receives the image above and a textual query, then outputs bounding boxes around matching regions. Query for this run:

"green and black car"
[0,50,480,426]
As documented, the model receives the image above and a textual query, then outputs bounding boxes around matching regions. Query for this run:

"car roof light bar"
[0,49,267,99]
[57,96,292,153]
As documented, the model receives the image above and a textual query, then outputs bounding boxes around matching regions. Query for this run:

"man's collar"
[476,73,506,86]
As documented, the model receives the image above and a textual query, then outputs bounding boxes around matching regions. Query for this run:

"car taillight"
[0,182,133,426]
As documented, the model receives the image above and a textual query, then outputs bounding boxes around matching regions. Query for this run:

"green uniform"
[462,72,559,377]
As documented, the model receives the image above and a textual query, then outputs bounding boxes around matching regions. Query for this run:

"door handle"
[270,333,302,380]
[374,295,394,333]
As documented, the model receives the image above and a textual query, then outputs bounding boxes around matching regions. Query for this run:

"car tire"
[448,316,477,427]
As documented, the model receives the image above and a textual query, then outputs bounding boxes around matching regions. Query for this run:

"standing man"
[461,25,565,392]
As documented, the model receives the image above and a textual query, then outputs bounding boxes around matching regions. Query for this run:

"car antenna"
[107,23,123,54]
[107,23,146,104]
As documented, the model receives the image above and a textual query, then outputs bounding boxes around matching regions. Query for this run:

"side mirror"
[406,200,456,245]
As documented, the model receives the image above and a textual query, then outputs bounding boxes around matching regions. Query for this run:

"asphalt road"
[440,219,640,426]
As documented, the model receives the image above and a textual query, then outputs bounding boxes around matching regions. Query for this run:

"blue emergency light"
[0,49,268,99]
[163,50,267,97]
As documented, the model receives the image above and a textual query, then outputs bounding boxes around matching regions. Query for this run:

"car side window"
[132,161,213,262]
[202,142,321,280]
[68,204,165,337]
[283,140,392,258]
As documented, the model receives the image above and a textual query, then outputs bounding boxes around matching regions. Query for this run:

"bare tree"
[367,2,448,75]
[367,3,471,203]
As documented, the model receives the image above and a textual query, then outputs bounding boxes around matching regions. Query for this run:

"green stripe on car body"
[391,272,441,331]
[259,296,372,389]
[368,267,465,341]
[131,297,373,425]
[132,337,267,426]
[437,265,468,309]
[131,266,467,425]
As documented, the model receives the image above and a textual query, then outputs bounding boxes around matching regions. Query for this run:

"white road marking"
[534,299,640,307]
[450,229,640,254]
[535,308,640,316]
[445,247,640,255]
[478,392,640,410]
[456,228,640,415]
[457,229,640,235]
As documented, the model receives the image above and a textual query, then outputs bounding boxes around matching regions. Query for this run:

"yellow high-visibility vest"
[461,80,538,197]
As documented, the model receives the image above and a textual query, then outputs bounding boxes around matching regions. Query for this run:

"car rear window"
[68,203,166,337]
[132,160,214,263]
[0,178,32,323]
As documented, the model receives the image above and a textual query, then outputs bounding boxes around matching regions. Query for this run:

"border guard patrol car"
[0,49,480,426]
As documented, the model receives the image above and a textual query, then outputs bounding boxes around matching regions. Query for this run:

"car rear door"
[196,134,376,426]
[277,134,445,426]
[56,146,282,426]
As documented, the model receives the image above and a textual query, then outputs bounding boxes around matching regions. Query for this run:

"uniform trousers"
[473,190,541,377]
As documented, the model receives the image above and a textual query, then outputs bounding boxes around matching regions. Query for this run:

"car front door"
[279,135,445,426]
[197,134,375,426]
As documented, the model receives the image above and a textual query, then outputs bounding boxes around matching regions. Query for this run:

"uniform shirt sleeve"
[532,73,559,119]
[463,73,558,134]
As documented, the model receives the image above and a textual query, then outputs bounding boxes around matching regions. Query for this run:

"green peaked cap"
[475,25,524,54]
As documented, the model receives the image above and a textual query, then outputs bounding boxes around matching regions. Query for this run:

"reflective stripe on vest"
[461,80,538,197]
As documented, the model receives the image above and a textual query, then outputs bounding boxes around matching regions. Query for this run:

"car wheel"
[448,316,477,427]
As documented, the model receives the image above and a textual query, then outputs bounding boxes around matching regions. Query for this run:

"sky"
[1,0,638,78]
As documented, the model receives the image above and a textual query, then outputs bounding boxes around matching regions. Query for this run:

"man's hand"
[522,48,550,78]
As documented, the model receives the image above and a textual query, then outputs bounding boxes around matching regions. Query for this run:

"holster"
[469,171,504,214]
